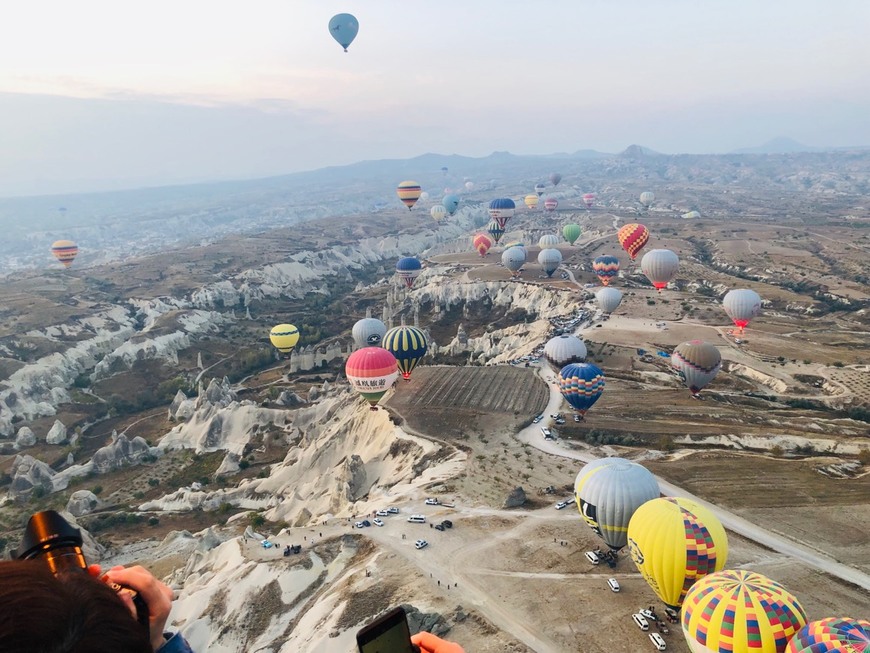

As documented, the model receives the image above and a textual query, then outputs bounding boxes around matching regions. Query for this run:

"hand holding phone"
[356,606,419,653]
[411,632,465,653]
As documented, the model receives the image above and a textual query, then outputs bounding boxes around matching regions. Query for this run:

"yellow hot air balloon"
[269,324,300,355]
[627,496,728,615]
[396,181,422,210]
[51,240,79,268]
[524,194,539,209]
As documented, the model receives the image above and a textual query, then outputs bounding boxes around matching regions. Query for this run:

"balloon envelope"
[672,340,722,395]
[543,198,558,212]
[51,240,78,268]
[472,233,493,257]
[723,289,762,331]
[430,205,447,222]
[681,210,701,220]
[270,324,300,353]
[396,181,422,210]
[582,193,596,208]
[488,198,516,227]
[487,220,505,244]
[537,248,562,277]
[595,287,623,314]
[574,458,660,550]
[550,172,562,186]
[382,326,428,380]
[592,255,620,286]
[442,194,460,215]
[785,617,870,653]
[534,183,546,197]
[396,257,422,289]
[640,191,655,207]
[628,496,728,612]
[345,347,399,408]
[524,194,539,209]
[562,223,582,245]
[640,248,680,292]
[559,363,605,416]
[538,234,560,248]
[501,247,526,276]
[682,570,807,653]
[328,13,359,51]
[617,223,650,260]
[464,181,474,191]
[352,316,387,348]
[544,334,587,370]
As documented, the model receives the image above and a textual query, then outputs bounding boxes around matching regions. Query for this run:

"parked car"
[353,521,366,529]
[632,614,650,631]
[376,509,389,517]
[424,498,440,506]
[541,427,552,439]
[639,609,656,621]
[441,520,453,529]
[649,633,667,651]
[532,415,543,424]
[573,415,581,422]
[585,551,600,565]
[555,500,571,510]
[373,518,384,527]
[414,539,429,550]
[361,520,371,527]
[434,524,445,531]
[607,578,620,592]
[260,540,273,549]
[408,515,426,523]
[387,507,400,514]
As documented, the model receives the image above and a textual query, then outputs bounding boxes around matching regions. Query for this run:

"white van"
[584,551,600,565]
[649,633,666,650]
[632,614,650,631]
[607,578,620,592]
[407,515,427,523]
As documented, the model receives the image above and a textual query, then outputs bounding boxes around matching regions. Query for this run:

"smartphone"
[356,606,420,653]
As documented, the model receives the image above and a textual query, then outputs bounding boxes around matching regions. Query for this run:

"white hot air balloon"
[538,234,560,248]
[537,248,563,278]
[501,247,526,278]
[723,289,762,333]
[640,249,680,293]
[595,287,623,314]
[639,191,655,208]
[352,309,388,348]
[671,340,722,396]
[543,334,587,371]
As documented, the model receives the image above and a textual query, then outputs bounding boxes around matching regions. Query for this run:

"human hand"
[93,564,174,652]
[411,631,465,653]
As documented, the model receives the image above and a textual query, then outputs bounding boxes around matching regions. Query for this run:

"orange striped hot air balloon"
[617,223,650,261]
[396,181,422,210]
[51,240,79,268]
[472,233,493,257]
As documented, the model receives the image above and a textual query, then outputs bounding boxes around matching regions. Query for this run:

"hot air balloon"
[472,233,493,257]
[672,341,722,396]
[270,324,300,356]
[543,334,587,371]
[488,198,516,228]
[487,220,505,244]
[328,13,359,52]
[430,205,447,222]
[550,172,562,187]
[562,223,581,245]
[592,255,620,286]
[345,347,399,410]
[382,325,428,381]
[51,240,78,268]
[396,181,422,210]
[419,190,430,202]
[442,194,460,215]
[538,234,560,247]
[524,194,539,210]
[641,248,680,292]
[537,248,562,277]
[681,210,701,220]
[543,198,558,212]
[627,496,728,615]
[786,617,870,653]
[534,183,546,197]
[582,193,596,208]
[352,311,387,348]
[595,287,623,314]
[501,241,525,254]
[574,458,660,551]
[396,257,422,289]
[440,166,448,176]
[723,289,762,333]
[617,223,650,260]
[640,191,655,208]
[682,570,807,653]
[464,181,474,191]
[558,363,605,418]
[501,247,526,278]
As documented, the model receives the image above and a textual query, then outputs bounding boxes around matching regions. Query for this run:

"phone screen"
[356,606,416,653]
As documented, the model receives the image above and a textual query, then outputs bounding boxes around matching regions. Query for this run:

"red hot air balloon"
[472,233,493,257]
[617,223,650,261]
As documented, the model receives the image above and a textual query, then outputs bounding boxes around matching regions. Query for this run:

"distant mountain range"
[730,137,870,155]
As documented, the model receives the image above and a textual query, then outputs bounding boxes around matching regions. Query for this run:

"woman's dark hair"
[0,560,151,653]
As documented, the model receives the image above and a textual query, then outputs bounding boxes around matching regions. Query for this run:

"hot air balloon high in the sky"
[582,193,596,208]
[382,325,428,381]
[592,255,620,286]
[396,257,422,289]
[786,617,870,653]
[640,248,680,292]
[543,334,587,371]
[442,194,460,215]
[472,233,493,257]
[328,13,359,52]
[537,248,563,278]
[558,363,605,418]
[595,287,623,314]
[543,198,558,212]
[269,324,300,357]
[396,181,422,210]
[617,223,650,260]
[682,570,807,653]
[345,347,399,410]
[487,220,506,244]
[501,247,526,278]
[562,223,582,245]
[51,240,78,268]
[352,310,387,347]
[524,194,539,210]
[574,458,660,551]
[488,198,516,228]
[723,289,762,333]
[639,191,655,208]
[550,172,562,187]
[538,234,560,248]
[534,183,546,197]
[628,496,728,616]
[672,341,722,396]
[430,205,447,222]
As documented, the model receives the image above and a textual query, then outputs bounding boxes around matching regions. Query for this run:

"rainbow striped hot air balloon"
[472,233,493,257]
[396,181,422,210]
[592,255,620,286]
[487,220,505,244]
[488,198,516,228]
[558,363,605,418]
[51,240,78,268]
[682,570,807,653]
[786,617,870,653]
[562,223,581,245]
[382,325,427,381]
[617,223,650,260]
[269,324,300,356]
[345,346,399,410]
[395,257,422,289]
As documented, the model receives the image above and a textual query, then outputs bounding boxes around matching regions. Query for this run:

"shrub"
[92,486,103,495]
[148,517,160,526]
[147,478,160,487]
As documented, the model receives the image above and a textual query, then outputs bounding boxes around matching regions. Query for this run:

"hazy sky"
[1,1,869,196]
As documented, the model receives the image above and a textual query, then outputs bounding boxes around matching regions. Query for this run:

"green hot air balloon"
[562,223,581,245]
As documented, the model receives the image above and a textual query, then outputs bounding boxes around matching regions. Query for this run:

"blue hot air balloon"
[382,325,428,381]
[328,13,359,52]
[488,198,516,229]
[559,363,605,418]
[442,194,460,216]
[396,257,422,289]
